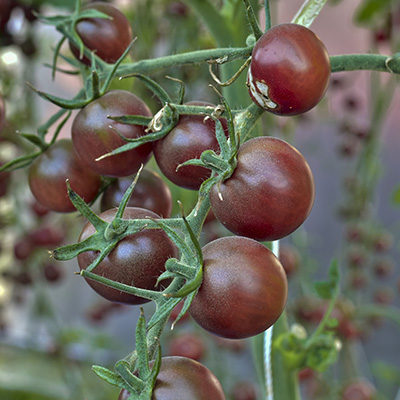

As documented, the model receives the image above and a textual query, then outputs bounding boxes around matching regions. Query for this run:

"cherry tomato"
[100,169,172,218]
[77,207,178,305]
[69,2,133,65]
[118,356,226,400]
[153,102,228,190]
[209,137,315,241]
[189,236,288,339]
[168,333,205,361]
[71,90,153,177]
[28,139,102,213]
[247,23,331,116]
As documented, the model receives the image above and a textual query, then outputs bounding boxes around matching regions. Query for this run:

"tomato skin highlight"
[248,23,331,116]
[118,356,226,400]
[71,90,153,178]
[153,102,228,190]
[189,236,288,339]
[28,139,102,213]
[210,137,315,242]
[69,2,133,65]
[77,207,178,305]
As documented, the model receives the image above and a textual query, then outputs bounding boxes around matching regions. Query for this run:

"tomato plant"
[69,2,133,66]
[247,23,331,116]
[189,236,288,339]
[71,90,153,177]
[118,356,226,400]
[100,169,172,217]
[209,137,315,241]
[77,207,178,304]
[153,101,228,190]
[28,138,102,213]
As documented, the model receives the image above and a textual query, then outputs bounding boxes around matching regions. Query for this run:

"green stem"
[292,0,328,27]
[331,54,400,74]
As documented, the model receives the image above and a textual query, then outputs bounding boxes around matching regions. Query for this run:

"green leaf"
[92,366,130,389]
[135,310,150,379]
[314,259,339,300]
[355,0,393,24]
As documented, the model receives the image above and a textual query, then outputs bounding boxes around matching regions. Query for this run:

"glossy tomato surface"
[189,236,288,339]
[118,356,226,400]
[72,90,153,177]
[247,23,331,116]
[100,169,172,218]
[153,102,228,190]
[28,139,102,213]
[77,207,178,304]
[209,137,315,241]
[70,2,133,65]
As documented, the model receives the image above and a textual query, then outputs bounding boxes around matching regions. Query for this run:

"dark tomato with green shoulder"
[77,207,178,305]
[28,139,102,213]
[118,356,226,400]
[189,236,288,339]
[69,2,133,65]
[247,23,331,116]
[71,90,153,177]
[153,102,228,190]
[209,137,315,242]
[100,169,172,218]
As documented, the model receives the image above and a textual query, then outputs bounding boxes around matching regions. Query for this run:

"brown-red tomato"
[69,2,133,65]
[209,137,315,241]
[71,90,153,177]
[118,356,225,400]
[189,236,288,339]
[247,23,331,116]
[100,169,172,218]
[77,207,178,305]
[28,139,102,213]
[153,102,228,190]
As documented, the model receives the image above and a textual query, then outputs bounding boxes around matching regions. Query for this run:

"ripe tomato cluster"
[13,2,334,398]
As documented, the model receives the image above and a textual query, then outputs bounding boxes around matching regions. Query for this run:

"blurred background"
[0,0,399,399]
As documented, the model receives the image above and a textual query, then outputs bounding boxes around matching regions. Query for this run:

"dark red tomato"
[69,2,133,65]
[29,226,65,248]
[168,333,205,361]
[341,380,376,400]
[28,139,102,213]
[153,102,228,190]
[118,356,226,400]
[247,23,331,116]
[77,207,178,305]
[100,169,172,218]
[209,137,315,241]
[189,236,288,339]
[72,90,153,177]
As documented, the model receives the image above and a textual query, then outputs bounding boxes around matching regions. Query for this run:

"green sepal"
[37,108,70,140]
[0,151,42,171]
[26,81,90,110]
[171,291,197,329]
[81,269,162,301]
[92,365,133,391]
[120,73,172,105]
[51,36,67,80]
[164,265,202,298]
[115,360,145,393]
[164,258,197,280]
[107,115,152,126]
